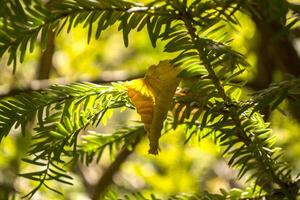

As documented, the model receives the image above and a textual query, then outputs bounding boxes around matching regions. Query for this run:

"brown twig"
[0,74,143,99]
[91,136,142,200]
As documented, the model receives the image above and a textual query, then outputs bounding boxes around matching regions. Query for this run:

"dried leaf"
[126,60,181,154]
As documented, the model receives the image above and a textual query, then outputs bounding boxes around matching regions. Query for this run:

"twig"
[0,74,143,98]
[92,136,142,200]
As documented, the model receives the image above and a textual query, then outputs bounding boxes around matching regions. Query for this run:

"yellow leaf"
[127,78,154,132]
[126,60,181,154]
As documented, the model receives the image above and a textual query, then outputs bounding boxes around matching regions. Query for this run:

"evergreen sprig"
[103,190,201,200]
[79,125,145,165]
[0,0,299,199]
[168,0,297,197]
[0,82,136,197]
[103,187,272,200]
[0,0,246,71]
[0,0,174,71]
[251,77,300,114]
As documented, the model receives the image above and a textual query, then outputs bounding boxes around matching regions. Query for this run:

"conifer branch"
[180,4,296,198]
[0,0,299,199]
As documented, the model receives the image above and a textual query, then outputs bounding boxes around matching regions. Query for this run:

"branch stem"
[181,9,294,198]
[92,135,142,200]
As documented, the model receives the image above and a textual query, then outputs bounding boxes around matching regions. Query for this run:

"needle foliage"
[0,0,300,199]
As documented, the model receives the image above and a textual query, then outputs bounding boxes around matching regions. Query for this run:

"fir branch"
[1,0,300,199]
[0,0,175,69]
[0,82,114,141]
[173,0,296,197]
[251,77,300,114]
[0,82,135,197]
[79,126,144,165]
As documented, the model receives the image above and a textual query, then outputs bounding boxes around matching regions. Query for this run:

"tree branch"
[0,74,143,99]
[180,6,295,198]
[91,136,142,200]
[36,30,55,80]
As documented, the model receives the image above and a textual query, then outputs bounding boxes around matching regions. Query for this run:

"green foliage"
[79,125,145,165]
[0,0,300,199]
[0,82,139,198]
[251,77,300,114]
[103,191,201,200]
